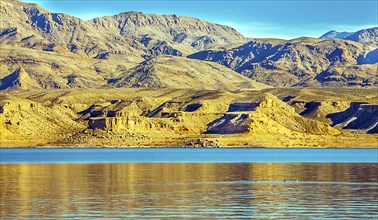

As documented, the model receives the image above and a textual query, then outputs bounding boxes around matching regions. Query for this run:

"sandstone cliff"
[1,88,377,147]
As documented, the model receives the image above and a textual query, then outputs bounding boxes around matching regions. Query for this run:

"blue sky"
[23,0,378,39]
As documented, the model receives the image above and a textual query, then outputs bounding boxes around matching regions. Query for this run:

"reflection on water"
[1,163,377,218]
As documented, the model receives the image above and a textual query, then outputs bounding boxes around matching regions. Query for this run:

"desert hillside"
[0,0,244,60]
[189,37,378,87]
[90,11,245,51]
[1,0,377,90]
[1,88,377,147]
[112,56,270,90]
[0,0,377,148]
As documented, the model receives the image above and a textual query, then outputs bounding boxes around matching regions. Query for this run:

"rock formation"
[188,38,378,87]
[327,102,378,133]
[1,88,377,147]
[90,11,245,51]
[207,94,340,135]
[0,66,41,90]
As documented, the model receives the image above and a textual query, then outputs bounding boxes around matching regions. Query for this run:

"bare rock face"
[90,12,245,51]
[250,94,340,135]
[188,38,378,87]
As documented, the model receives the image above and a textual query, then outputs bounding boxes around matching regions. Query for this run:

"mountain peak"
[0,67,41,91]
[320,27,377,45]
[345,27,378,44]
[320,30,339,39]
[90,11,245,51]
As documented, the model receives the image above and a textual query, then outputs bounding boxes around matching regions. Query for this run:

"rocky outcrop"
[327,102,378,133]
[84,98,223,134]
[0,67,41,90]
[207,94,340,135]
[1,88,377,147]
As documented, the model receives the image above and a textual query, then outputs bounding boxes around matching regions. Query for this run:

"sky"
[22,0,378,39]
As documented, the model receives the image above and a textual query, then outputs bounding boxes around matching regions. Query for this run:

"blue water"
[1,148,377,163]
[1,148,378,218]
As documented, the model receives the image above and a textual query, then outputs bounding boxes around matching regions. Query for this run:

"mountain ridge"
[1,0,245,60]
[320,27,378,45]
[112,55,270,90]
[0,0,377,90]
[188,37,377,87]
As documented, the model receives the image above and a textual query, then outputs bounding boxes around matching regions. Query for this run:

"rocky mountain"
[90,12,245,52]
[0,0,259,90]
[0,0,377,91]
[113,56,270,90]
[188,37,378,87]
[0,0,146,63]
[345,27,378,45]
[0,0,245,61]
[320,27,378,45]
[320,30,353,40]
[0,44,268,90]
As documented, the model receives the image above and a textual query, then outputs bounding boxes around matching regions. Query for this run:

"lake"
[1,148,378,163]
[1,148,377,219]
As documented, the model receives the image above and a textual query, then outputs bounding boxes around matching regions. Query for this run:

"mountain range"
[320,27,378,45]
[0,0,377,91]
[1,0,377,147]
